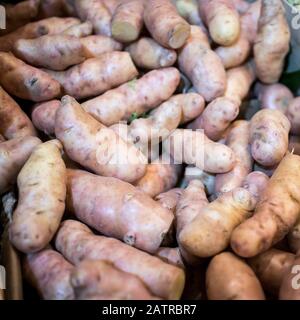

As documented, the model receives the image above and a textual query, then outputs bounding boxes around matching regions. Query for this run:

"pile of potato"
[0,0,300,300]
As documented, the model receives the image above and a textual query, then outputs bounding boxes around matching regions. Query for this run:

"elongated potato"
[55,96,147,183]
[144,0,191,49]
[0,17,81,52]
[199,0,240,46]
[31,100,60,136]
[71,260,159,300]
[67,169,174,253]
[0,136,41,195]
[24,248,74,300]
[279,252,300,300]
[163,129,235,173]
[178,26,226,102]
[215,121,253,194]
[0,87,36,139]
[55,220,185,300]
[112,0,144,42]
[206,252,265,300]
[135,162,181,198]
[155,188,183,212]
[250,109,290,167]
[82,68,180,126]
[44,52,138,100]
[74,0,112,36]
[14,35,86,71]
[0,53,61,102]
[9,140,66,253]
[188,97,239,141]
[248,249,295,296]
[231,153,300,258]
[126,37,177,69]
[179,186,255,257]
[254,0,290,83]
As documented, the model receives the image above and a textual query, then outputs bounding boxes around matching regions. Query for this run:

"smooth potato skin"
[0,17,81,52]
[156,247,185,269]
[55,96,147,183]
[206,252,265,300]
[82,68,180,126]
[32,100,60,136]
[24,249,74,300]
[67,169,174,253]
[71,260,158,300]
[63,21,93,37]
[231,153,300,258]
[155,188,183,212]
[164,129,235,174]
[0,86,36,139]
[248,249,295,296]
[250,109,290,167]
[55,220,186,300]
[14,35,86,71]
[254,0,290,83]
[178,26,226,102]
[144,0,191,49]
[9,140,66,253]
[0,136,41,195]
[0,53,61,102]
[279,253,300,300]
[240,0,261,44]
[126,37,177,69]
[44,52,138,100]
[242,171,269,203]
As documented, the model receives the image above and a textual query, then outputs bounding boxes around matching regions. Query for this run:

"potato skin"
[71,260,158,300]
[164,129,235,174]
[288,216,300,254]
[9,140,66,253]
[135,163,181,198]
[67,169,174,253]
[179,187,255,258]
[242,171,269,203]
[240,0,261,44]
[206,252,265,300]
[155,188,183,212]
[62,21,93,37]
[24,249,74,300]
[0,17,81,52]
[178,26,226,102]
[55,220,186,300]
[199,0,240,46]
[144,0,191,49]
[215,121,252,194]
[0,136,41,195]
[279,252,300,300]
[248,249,295,296]
[44,52,138,100]
[254,0,290,83]
[287,97,300,135]
[0,53,61,102]
[14,35,86,71]
[250,109,290,167]
[55,96,147,183]
[231,153,300,258]
[126,37,177,69]
[0,86,36,139]
[112,0,144,43]
[156,247,185,269]
[82,68,180,126]
[31,100,60,136]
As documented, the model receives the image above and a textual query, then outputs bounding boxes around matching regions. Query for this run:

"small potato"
[126,37,177,69]
[0,136,41,195]
[250,109,290,167]
[206,252,265,300]
[71,260,159,300]
[0,52,61,102]
[31,100,60,136]
[0,86,36,139]
[44,52,138,100]
[144,0,191,49]
[24,248,74,300]
[9,140,66,253]
[248,249,295,296]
